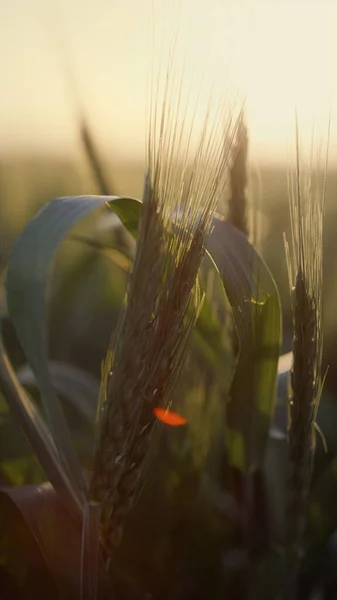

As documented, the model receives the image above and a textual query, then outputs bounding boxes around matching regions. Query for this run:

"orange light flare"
[153,407,188,427]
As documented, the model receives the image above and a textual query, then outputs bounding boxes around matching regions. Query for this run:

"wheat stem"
[228,113,249,238]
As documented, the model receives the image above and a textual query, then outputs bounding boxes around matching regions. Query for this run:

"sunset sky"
[1,0,336,164]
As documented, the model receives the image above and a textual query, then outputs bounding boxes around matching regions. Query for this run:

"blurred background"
[0,1,337,597]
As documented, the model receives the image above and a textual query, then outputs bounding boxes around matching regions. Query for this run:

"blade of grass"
[17,361,99,423]
[5,195,142,501]
[80,500,102,600]
[0,333,81,519]
[206,216,282,471]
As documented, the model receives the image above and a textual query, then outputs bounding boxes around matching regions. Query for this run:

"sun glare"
[0,0,336,162]
[150,0,336,162]
[241,1,336,160]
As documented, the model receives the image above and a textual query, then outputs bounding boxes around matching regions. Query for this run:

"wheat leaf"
[0,334,81,518]
[206,216,282,471]
[17,361,100,422]
[5,195,141,499]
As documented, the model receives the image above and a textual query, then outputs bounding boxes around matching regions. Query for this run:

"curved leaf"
[5,195,141,500]
[0,335,81,518]
[206,216,282,471]
[5,193,281,483]
[17,361,99,422]
[67,234,132,271]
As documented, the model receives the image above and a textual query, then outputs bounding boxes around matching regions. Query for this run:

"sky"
[1,0,336,165]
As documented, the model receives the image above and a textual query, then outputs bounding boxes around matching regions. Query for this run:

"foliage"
[0,180,281,594]
[0,179,336,598]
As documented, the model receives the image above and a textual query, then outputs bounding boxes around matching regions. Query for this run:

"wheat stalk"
[284,115,330,598]
[89,33,240,565]
[228,113,249,238]
[80,118,111,197]
[226,113,250,362]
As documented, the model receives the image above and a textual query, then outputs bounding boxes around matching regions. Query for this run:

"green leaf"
[5,195,142,501]
[5,192,280,487]
[206,217,282,471]
[17,361,99,422]
[0,335,81,517]
[194,274,234,391]
[67,234,132,272]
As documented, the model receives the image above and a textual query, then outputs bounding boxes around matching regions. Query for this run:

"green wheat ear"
[284,114,330,599]
[89,30,240,565]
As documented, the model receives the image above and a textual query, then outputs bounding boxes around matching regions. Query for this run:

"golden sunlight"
[0,0,336,163]
[242,0,336,160]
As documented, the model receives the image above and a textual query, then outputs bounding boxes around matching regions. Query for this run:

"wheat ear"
[89,47,240,564]
[284,116,330,598]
